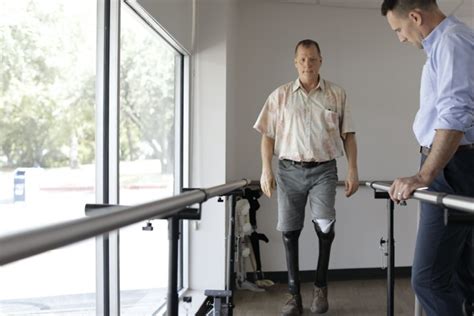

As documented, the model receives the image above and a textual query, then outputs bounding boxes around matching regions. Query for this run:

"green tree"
[120,13,177,173]
[0,0,96,169]
[0,0,176,171]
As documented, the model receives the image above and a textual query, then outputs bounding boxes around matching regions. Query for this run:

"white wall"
[137,0,239,290]
[454,0,474,28]
[188,0,237,290]
[226,1,428,272]
[137,0,194,53]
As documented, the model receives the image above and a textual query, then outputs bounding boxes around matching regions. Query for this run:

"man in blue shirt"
[381,0,473,315]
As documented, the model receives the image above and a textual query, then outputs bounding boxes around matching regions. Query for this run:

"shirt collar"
[292,77,324,93]
[422,15,457,55]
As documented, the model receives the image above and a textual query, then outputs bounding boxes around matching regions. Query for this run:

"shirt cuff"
[341,130,356,140]
[434,117,468,132]
[253,125,274,139]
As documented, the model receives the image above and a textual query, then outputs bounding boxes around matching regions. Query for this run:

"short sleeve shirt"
[254,78,355,162]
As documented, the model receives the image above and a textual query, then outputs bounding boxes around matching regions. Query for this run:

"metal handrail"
[0,179,251,266]
[367,180,474,316]
[366,181,474,214]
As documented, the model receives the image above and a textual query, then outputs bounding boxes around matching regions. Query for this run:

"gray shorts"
[275,159,338,232]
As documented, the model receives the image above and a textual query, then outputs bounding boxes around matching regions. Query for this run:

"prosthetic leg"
[311,220,335,314]
[281,229,303,316]
[314,220,335,287]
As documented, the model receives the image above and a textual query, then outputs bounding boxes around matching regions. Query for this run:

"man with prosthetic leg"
[254,39,359,315]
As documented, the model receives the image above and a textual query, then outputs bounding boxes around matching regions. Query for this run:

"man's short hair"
[381,0,437,16]
[295,39,321,56]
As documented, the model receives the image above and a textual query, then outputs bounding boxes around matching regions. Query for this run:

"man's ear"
[408,9,423,26]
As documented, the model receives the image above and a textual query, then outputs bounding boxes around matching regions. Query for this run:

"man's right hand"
[260,169,276,197]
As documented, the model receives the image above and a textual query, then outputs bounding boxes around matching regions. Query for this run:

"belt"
[420,144,474,156]
[282,159,332,168]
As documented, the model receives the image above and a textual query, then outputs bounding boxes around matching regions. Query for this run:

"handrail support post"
[373,189,395,316]
[167,216,179,316]
[167,207,202,316]
[387,198,395,316]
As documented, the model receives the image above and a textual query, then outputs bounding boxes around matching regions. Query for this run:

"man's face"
[386,10,424,49]
[294,45,322,81]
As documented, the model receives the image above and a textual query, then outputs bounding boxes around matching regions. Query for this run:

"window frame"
[96,0,190,313]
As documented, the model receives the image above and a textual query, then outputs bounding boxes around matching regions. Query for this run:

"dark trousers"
[412,150,474,316]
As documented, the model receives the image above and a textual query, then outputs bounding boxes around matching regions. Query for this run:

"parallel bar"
[366,181,474,214]
[0,179,250,266]
[368,182,474,316]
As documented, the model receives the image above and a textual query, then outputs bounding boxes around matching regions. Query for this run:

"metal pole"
[415,205,424,316]
[367,181,474,214]
[0,179,250,266]
[415,297,423,316]
[227,194,237,315]
[98,234,110,316]
[367,181,474,316]
[167,217,179,316]
[387,199,395,316]
[372,188,396,316]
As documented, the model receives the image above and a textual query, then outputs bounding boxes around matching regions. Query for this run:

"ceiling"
[277,0,473,17]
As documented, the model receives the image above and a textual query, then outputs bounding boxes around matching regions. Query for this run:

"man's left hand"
[389,174,430,203]
[345,172,359,197]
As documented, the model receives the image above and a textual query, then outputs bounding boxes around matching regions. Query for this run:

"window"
[118,3,184,314]
[0,1,188,314]
[0,0,97,314]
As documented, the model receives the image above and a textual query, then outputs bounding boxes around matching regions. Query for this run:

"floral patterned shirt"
[254,78,355,162]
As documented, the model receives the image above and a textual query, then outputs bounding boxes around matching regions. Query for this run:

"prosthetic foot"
[311,220,335,314]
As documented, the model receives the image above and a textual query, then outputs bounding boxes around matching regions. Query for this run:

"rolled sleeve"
[254,92,278,139]
[434,32,474,132]
[339,90,356,139]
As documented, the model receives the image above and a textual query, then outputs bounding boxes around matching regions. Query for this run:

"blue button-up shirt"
[413,16,474,147]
